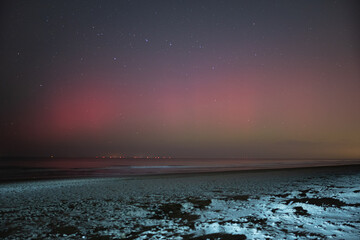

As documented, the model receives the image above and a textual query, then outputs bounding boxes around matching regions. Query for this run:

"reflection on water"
[0,158,359,182]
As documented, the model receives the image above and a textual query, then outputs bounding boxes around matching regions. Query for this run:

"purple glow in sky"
[1,0,359,158]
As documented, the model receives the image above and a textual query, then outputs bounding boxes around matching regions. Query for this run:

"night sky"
[1,0,359,158]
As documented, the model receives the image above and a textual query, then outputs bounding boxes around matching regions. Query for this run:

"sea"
[0,157,359,182]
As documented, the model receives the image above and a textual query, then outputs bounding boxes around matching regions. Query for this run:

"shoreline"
[1,162,360,185]
[1,162,360,239]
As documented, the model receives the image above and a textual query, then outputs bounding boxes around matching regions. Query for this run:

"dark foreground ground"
[1,165,360,239]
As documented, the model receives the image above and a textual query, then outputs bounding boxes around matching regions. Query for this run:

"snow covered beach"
[1,165,360,239]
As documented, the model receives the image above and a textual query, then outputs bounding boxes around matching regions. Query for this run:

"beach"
[1,165,360,239]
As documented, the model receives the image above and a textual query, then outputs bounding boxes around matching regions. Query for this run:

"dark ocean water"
[0,157,359,182]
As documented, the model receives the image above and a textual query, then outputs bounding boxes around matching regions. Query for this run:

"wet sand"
[1,165,360,239]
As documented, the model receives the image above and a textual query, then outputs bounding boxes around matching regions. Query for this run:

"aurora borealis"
[1,0,359,158]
